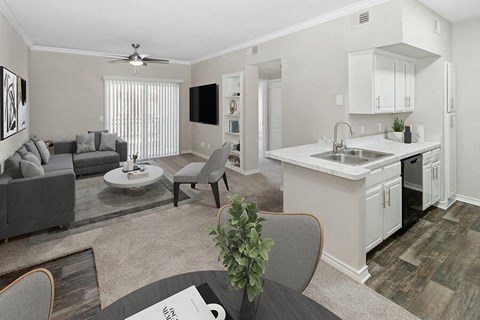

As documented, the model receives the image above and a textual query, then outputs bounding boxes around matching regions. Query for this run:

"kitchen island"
[266,135,440,283]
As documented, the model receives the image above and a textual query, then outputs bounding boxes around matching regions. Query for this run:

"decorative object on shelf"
[236,143,240,152]
[229,100,237,114]
[404,126,412,144]
[228,155,240,167]
[209,195,274,319]
[230,92,240,96]
[392,116,405,142]
[229,120,239,133]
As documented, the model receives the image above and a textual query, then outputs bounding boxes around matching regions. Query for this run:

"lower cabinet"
[422,148,441,210]
[365,162,402,253]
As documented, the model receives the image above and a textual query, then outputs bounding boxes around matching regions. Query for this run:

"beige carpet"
[0,154,418,320]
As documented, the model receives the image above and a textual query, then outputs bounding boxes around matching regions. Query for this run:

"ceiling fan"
[107,44,169,72]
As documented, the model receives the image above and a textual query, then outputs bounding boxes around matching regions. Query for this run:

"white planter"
[393,131,404,142]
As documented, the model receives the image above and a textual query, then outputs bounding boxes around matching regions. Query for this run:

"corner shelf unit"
[222,72,244,173]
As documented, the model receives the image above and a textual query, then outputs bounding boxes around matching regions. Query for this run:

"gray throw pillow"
[23,152,42,167]
[76,133,96,153]
[33,138,51,164]
[88,130,108,151]
[99,132,117,151]
[20,160,45,178]
[17,145,28,157]
[25,139,42,161]
[5,153,22,179]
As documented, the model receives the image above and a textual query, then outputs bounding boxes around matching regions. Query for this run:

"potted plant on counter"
[209,195,274,320]
[392,116,405,142]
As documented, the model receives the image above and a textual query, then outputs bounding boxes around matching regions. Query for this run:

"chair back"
[0,268,54,320]
[218,207,323,293]
[198,142,230,184]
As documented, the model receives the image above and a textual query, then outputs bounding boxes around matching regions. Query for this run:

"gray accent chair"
[174,142,230,208]
[0,268,54,320]
[54,136,127,176]
[218,207,324,292]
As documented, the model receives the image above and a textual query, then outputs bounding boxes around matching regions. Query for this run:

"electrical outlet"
[378,123,383,132]
[336,95,343,106]
[200,141,205,148]
[360,125,365,134]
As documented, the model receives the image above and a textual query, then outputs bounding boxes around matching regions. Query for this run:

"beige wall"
[453,18,480,201]
[0,12,30,173]
[29,51,192,152]
[190,0,451,173]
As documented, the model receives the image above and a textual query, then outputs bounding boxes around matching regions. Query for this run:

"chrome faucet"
[333,120,354,152]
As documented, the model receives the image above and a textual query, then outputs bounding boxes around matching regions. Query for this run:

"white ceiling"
[1,0,479,63]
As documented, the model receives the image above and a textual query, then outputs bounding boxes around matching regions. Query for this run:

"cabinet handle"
[387,189,391,207]
[404,96,408,108]
[376,96,380,110]
[382,190,386,209]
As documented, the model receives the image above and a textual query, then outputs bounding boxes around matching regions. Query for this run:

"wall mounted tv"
[189,83,218,125]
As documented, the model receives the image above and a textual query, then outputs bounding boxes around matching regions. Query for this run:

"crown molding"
[31,45,191,65]
[192,0,391,64]
[0,0,33,47]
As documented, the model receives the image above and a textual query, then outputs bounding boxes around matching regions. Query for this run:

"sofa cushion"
[76,133,96,153]
[20,160,45,178]
[5,153,22,179]
[88,130,108,151]
[33,138,51,164]
[23,152,42,167]
[42,154,74,172]
[25,139,42,161]
[99,132,117,151]
[73,151,119,169]
[17,145,28,157]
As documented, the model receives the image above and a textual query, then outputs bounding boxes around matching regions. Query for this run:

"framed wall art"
[1,67,18,140]
[17,76,27,132]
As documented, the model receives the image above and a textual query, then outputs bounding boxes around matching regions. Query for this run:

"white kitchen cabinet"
[422,148,441,210]
[365,162,402,252]
[395,60,415,112]
[348,49,415,115]
[446,63,456,113]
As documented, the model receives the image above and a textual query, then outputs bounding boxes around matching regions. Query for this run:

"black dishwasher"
[401,154,423,231]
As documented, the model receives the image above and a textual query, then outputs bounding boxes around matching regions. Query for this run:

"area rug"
[0,249,100,320]
[30,163,191,243]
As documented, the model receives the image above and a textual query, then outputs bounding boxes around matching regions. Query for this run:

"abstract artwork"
[1,67,17,140]
[17,77,27,132]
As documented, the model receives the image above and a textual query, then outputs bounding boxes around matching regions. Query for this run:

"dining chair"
[218,206,324,292]
[174,142,230,208]
[0,268,55,320]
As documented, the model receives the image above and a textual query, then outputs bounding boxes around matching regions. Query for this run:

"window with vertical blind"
[103,77,181,159]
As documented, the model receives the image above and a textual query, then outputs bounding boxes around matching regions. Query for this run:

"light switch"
[336,95,343,106]
[99,115,104,122]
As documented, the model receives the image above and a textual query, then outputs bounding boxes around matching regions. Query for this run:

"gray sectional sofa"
[0,134,127,240]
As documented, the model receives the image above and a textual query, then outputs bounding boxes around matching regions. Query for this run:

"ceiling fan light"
[129,60,143,67]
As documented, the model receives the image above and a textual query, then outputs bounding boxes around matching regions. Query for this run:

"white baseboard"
[435,197,456,210]
[190,150,209,160]
[244,169,260,175]
[455,194,480,207]
[321,252,371,283]
[180,149,192,154]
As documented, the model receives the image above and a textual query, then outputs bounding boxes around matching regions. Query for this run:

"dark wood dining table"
[91,270,341,320]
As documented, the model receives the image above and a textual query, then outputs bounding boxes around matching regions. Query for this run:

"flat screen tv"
[190,83,218,125]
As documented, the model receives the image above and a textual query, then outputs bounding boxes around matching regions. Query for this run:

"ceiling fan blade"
[108,59,129,63]
[142,57,169,63]
[139,54,149,59]
[104,54,129,59]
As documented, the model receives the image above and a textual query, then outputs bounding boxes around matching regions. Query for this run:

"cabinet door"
[395,60,406,112]
[422,165,432,210]
[448,115,457,197]
[405,62,415,111]
[383,177,402,238]
[365,184,384,252]
[446,63,456,113]
[432,161,441,204]
[374,55,395,113]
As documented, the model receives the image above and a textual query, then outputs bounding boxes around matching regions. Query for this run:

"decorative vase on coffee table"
[239,288,256,320]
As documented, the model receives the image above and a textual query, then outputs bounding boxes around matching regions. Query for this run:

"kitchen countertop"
[265,135,441,181]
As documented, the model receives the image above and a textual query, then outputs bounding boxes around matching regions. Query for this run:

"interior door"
[268,79,282,151]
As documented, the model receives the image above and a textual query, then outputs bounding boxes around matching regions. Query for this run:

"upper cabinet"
[348,49,416,114]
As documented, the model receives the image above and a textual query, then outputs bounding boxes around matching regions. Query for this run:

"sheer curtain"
[104,77,181,159]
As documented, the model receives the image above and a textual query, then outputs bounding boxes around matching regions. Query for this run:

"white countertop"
[265,135,440,180]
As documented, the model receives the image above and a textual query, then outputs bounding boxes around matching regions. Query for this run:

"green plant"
[392,117,405,132]
[209,195,274,302]
[129,153,138,162]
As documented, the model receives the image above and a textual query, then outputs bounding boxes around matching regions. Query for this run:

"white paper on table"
[126,285,216,320]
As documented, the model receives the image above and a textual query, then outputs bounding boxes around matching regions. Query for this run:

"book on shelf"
[126,285,224,320]
[229,120,239,133]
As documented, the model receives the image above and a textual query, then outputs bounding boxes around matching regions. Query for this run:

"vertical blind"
[104,78,180,159]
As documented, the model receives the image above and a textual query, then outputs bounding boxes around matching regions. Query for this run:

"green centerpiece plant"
[392,116,405,141]
[209,195,274,315]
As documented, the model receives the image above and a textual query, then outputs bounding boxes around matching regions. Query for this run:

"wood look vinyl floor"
[366,201,480,320]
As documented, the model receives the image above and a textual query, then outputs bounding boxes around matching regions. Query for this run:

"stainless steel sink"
[311,148,392,166]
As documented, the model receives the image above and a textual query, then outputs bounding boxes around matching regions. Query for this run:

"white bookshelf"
[222,72,244,172]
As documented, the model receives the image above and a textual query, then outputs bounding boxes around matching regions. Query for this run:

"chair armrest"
[116,137,128,162]
[0,174,12,226]
[54,141,76,154]
[7,171,75,222]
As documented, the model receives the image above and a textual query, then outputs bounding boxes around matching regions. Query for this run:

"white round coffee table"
[104,165,164,195]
